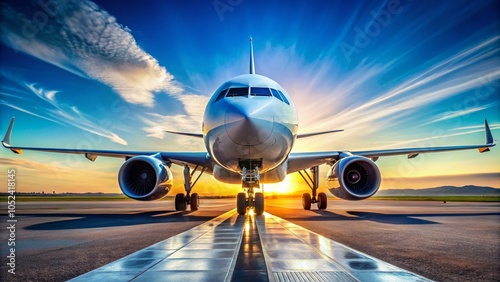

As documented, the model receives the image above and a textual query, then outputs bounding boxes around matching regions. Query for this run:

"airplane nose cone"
[225,102,274,145]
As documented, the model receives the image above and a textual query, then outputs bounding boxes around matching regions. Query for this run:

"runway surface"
[1,198,499,281]
[70,210,428,282]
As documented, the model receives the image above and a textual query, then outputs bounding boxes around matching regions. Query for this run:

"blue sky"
[0,0,499,193]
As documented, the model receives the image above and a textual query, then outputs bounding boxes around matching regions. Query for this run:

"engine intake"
[118,156,172,201]
[327,156,381,200]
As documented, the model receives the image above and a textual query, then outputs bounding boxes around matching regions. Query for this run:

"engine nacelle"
[118,156,172,201]
[326,156,381,200]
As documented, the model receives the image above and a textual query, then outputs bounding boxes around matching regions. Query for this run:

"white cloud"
[291,36,500,150]
[1,79,128,146]
[372,125,500,149]
[0,0,211,141]
[424,102,499,125]
[452,123,500,131]
[141,93,209,139]
[0,0,181,107]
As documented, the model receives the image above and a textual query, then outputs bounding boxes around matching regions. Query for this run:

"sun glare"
[262,177,297,195]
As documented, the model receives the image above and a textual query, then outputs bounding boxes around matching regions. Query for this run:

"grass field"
[1,195,499,202]
[370,196,500,202]
[1,195,133,202]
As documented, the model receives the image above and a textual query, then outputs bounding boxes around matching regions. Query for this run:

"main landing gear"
[175,165,205,211]
[298,166,327,210]
[236,166,264,215]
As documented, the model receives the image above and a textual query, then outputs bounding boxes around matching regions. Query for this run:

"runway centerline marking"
[259,212,432,282]
[70,210,432,282]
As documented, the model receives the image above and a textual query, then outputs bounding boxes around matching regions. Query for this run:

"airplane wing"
[165,131,204,138]
[296,129,344,139]
[287,119,496,173]
[1,117,209,168]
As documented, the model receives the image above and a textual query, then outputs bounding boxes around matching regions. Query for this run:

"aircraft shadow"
[346,211,500,225]
[284,210,500,225]
[20,211,215,230]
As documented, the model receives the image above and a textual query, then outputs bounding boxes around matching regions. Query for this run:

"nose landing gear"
[236,166,264,215]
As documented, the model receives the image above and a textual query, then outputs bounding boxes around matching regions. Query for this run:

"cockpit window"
[250,87,272,96]
[214,89,228,102]
[226,87,249,97]
[277,90,290,105]
[270,88,283,102]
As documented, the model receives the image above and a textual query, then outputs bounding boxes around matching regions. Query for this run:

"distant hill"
[377,185,500,196]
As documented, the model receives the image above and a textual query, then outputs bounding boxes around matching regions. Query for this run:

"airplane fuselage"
[203,74,298,183]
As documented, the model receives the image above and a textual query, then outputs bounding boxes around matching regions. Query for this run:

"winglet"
[479,119,496,153]
[249,36,255,74]
[2,117,22,154]
[2,117,15,147]
[485,119,494,144]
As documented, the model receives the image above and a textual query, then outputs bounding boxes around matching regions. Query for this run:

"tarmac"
[0,199,498,281]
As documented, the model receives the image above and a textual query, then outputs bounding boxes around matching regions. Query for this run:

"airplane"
[1,38,496,215]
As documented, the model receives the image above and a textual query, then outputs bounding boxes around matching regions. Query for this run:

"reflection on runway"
[259,213,429,282]
[70,210,431,282]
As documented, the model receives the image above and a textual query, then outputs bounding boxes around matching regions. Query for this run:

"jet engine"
[118,156,172,201]
[326,156,381,200]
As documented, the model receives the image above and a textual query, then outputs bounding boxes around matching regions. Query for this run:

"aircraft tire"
[190,193,199,211]
[317,192,327,210]
[302,193,312,210]
[255,192,264,215]
[175,193,187,211]
[237,193,246,215]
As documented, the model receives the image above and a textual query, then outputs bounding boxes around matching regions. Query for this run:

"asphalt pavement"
[0,198,498,281]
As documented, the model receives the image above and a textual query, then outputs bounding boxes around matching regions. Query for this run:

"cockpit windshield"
[226,87,249,97]
[270,89,283,102]
[277,89,290,105]
[214,86,290,105]
[214,89,228,102]
[250,87,272,96]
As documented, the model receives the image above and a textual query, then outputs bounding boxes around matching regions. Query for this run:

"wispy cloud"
[372,126,500,149]
[289,36,500,150]
[141,93,209,139]
[0,157,62,171]
[0,156,118,175]
[348,36,500,115]
[0,76,127,145]
[0,0,181,107]
[0,0,210,140]
[424,102,499,125]
[452,123,500,131]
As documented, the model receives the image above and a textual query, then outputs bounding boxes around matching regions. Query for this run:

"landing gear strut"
[298,166,327,210]
[237,166,264,215]
[175,164,205,211]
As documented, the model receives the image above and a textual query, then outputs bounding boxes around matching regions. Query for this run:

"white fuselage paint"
[203,74,298,183]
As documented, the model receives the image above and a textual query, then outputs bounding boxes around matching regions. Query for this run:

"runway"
[70,210,427,282]
[1,199,499,281]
